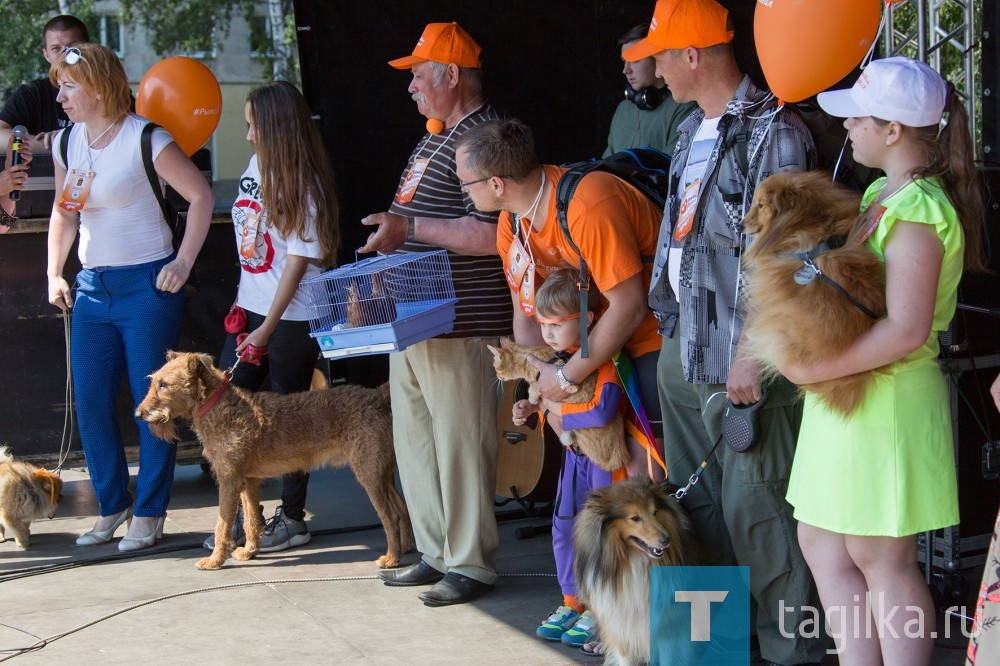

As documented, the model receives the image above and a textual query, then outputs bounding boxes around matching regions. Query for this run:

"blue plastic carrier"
[302,250,457,359]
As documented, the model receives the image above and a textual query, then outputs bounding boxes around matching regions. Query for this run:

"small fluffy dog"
[0,446,63,549]
[741,170,886,416]
[135,351,413,571]
[574,477,699,666]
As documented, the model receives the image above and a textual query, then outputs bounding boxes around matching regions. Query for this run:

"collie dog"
[741,170,886,416]
[573,478,699,665]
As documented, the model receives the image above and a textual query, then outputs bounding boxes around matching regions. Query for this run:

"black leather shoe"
[418,572,494,607]
[378,560,444,587]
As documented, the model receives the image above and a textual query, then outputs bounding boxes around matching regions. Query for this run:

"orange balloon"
[136,57,222,156]
[754,0,881,103]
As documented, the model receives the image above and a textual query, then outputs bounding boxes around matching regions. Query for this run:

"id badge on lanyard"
[857,202,886,243]
[239,205,263,259]
[673,177,701,242]
[396,158,428,205]
[505,235,537,316]
[58,168,96,212]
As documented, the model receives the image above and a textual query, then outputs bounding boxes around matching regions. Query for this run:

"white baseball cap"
[817,56,947,128]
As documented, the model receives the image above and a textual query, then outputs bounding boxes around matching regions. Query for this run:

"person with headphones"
[603,24,697,158]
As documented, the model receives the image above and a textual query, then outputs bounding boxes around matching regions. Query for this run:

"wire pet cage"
[302,250,457,358]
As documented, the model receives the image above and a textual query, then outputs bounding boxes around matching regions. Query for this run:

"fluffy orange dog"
[573,478,699,665]
[0,446,63,549]
[741,170,886,416]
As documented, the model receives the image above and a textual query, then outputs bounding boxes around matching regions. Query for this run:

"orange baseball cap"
[388,22,482,70]
[622,0,734,62]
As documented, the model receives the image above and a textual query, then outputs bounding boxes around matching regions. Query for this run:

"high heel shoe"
[118,515,165,552]
[76,507,132,546]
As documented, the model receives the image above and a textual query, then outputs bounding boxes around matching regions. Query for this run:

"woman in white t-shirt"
[206,81,339,553]
[45,43,213,551]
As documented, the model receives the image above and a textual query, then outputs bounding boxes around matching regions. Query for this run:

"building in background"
[86,1,283,206]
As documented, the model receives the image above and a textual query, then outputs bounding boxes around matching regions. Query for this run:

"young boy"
[511,269,628,650]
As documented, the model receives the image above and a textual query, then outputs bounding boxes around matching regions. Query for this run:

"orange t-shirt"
[497,164,662,358]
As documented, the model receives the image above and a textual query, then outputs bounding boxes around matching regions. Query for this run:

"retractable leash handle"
[722,384,769,453]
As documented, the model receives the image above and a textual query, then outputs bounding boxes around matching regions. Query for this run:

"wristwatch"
[406,217,416,242]
[555,366,579,394]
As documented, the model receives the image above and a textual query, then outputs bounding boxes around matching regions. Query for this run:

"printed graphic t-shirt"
[231,154,324,321]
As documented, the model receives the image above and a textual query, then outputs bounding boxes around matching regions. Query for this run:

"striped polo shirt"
[388,104,513,338]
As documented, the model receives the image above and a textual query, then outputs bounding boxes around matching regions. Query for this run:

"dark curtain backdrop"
[290,0,763,386]
[291,0,764,265]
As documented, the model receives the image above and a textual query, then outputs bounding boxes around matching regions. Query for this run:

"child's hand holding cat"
[512,399,539,426]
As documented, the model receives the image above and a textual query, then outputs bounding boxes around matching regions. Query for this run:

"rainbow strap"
[612,351,666,476]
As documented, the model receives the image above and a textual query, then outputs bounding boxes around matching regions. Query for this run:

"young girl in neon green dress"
[783,57,985,665]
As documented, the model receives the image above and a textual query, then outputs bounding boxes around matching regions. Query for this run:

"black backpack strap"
[58,125,72,171]
[141,122,177,237]
[555,165,599,358]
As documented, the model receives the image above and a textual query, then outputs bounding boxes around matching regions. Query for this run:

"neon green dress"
[786,177,964,536]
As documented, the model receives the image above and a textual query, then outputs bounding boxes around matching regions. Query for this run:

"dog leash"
[670,432,723,503]
[196,357,241,418]
[780,237,881,320]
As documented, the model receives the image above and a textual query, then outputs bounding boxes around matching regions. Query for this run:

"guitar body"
[495,381,562,501]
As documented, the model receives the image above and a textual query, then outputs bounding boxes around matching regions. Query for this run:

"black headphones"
[624,85,667,111]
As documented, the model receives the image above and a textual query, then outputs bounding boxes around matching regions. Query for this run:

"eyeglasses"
[63,47,84,65]
[459,174,509,191]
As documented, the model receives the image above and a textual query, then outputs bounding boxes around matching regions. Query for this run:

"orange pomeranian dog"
[741,170,887,417]
[573,478,699,665]
[0,446,63,549]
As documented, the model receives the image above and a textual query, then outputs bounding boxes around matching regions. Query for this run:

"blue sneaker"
[561,610,598,647]
[536,605,581,641]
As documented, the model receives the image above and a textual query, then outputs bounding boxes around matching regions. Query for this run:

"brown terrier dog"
[0,446,63,549]
[135,351,413,570]
[741,170,886,416]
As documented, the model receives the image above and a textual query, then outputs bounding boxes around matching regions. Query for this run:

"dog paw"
[15,540,29,549]
[196,556,224,570]
[376,554,400,569]
[232,546,257,561]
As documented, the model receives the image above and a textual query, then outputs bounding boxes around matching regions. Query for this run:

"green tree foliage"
[0,0,298,96]
[120,0,296,82]
[119,0,256,56]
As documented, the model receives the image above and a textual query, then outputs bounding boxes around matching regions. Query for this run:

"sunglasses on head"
[63,47,84,65]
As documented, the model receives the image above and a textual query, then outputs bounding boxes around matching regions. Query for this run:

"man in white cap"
[624,0,827,663]
[360,22,510,607]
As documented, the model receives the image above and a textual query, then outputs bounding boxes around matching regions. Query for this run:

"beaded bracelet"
[0,205,16,228]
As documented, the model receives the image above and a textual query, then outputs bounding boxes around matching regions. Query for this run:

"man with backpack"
[455,117,666,482]
[624,0,827,664]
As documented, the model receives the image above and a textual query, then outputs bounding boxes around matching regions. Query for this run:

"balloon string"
[861,2,895,70]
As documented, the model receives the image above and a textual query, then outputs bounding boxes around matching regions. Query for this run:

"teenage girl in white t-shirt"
[209,81,339,552]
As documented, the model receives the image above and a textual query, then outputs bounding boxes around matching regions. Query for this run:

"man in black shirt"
[0,15,89,154]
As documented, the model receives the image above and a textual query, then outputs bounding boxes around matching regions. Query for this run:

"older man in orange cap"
[624,0,828,664]
[362,22,511,607]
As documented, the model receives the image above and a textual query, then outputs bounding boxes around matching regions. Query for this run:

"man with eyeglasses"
[358,22,511,607]
[455,117,666,474]
[0,15,90,154]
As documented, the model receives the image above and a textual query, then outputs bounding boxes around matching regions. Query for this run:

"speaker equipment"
[945,355,1000,538]
[919,354,1000,586]
[624,85,667,111]
[940,167,1000,357]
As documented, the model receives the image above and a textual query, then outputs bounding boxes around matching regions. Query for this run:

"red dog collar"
[196,371,232,418]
